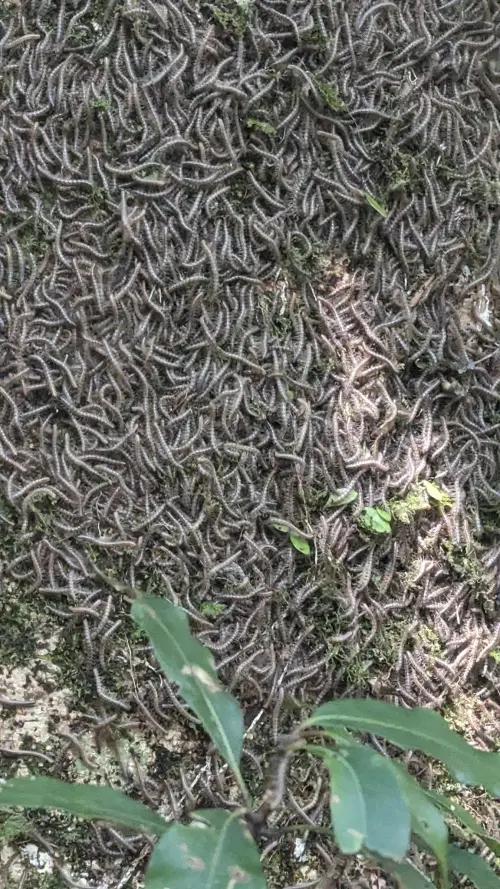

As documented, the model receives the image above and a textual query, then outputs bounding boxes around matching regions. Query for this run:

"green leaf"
[245,118,276,136]
[131,596,246,795]
[289,534,311,555]
[426,790,500,856]
[341,745,411,860]
[315,79,347,111]
[365,191,388,217]
[304,699,500,797]
[326,488,358,508]
[90,97,110,109]
[423,480,453,507]
[144,809,268,889]
[359,506,392,534]
[449,846,500,889]
[200,602,226,618]
[319,727,356,748]
[394,768,448,887]
[379,858,437,889]
[309,748,366,853]
[0,777,168,836]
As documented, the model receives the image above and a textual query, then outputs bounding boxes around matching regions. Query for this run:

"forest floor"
[1,0,500,886]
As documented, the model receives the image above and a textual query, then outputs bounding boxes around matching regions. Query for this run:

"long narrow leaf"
[0,777,168,836]
[449,846,500,889]
[131,597,245,793]
[393,768,449,888]
[144,809,267,889]
[365,191,388,217]
[426,790,500,857]
[308,746,366,853]
[379,858,437,889]
[342,745,411,860]
[305,700,500,796]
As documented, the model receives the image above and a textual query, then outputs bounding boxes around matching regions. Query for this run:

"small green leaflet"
[131,597,246,797]
[365,191,388,217]
[359,506,392,534]
[423,480,453,507]
[144,809,268,889]
[245,118,276,135]
[304,699,500,797]
[326,488,358,508]
[269,520,311,554]
[200,602,226,618]
[0,777,168,837]
[449,846,500,889]
[290,533,311,555]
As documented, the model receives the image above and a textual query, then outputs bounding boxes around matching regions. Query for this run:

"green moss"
[442,541,495,613]
[303,26,330,51]
[210,0,252,36]
[66,0,113,32]
[90,187,108,209]
[199,602,226,617]
[342,655,370,687]
[0,200,56,266]
[401,557,426,590]
[90,97,111,110]
[442,542,484,586]
[283,236,325,284]
[304,486,329,510]
[0,814,29,841]
[314,78,347,111]
[370,620,406,668]
[327,640,370,687]
[443,694,499,748]
[388,485,429,524]
[245,118,276,136]
[386,148,425,193]
[414,625,443,666]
